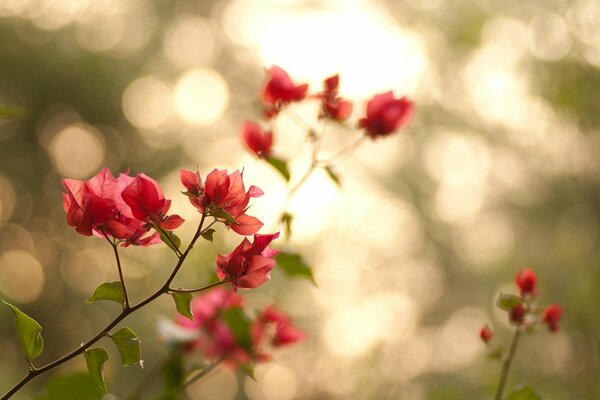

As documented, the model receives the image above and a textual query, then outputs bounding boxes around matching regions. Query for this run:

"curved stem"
[494,328,522,400]
[316,135,366,166]
[169,279,231,293]
[1,212,212,400]
[106,237,130,309]
[182,359,222,390]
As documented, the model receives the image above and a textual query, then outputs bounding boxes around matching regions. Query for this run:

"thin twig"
[494,328,522,400]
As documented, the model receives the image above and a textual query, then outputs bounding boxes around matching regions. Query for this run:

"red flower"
[515,268,537,297]
[259,306,304,347]
[358,92,414,138]
[510,303,526,325]
[61,168,162,246]
[241,121,274,158]
[262,65,308,117]
[181,168,264,235]
[542,304,563,332]
[180,168,203,196]
[316,74,353,122]
[216,233,280,290]
[480,324,493,344]
[121,174,184,230]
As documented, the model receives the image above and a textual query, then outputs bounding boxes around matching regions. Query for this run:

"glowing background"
[0,0,599,398]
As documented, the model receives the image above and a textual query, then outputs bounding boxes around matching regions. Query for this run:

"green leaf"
[86,282,125,306]
[171,292,193,321]
[36,372,104,400]
[212,208,237,224]
[280,213,293,238]
[265,156,290,182]
[163,354,185,396]
[274,252,317,285]
[159,229,181,254]
[0,106,26,118]
[222,308,252,352]
[506,386,541,400]
[496,292,522,312]
[239,363,256,381]
[323,165,341,188]
[110,327,141,366]
[84,347,109,392]
[201,228,216,242]
[3,301,44,360]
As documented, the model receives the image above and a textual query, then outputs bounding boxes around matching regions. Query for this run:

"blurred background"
[1,0,599,398]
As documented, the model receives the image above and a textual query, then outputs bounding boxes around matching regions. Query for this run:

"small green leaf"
[171,292,193,321]
[3,301,44,360]
[496,292,522,312]
[323,165,341,188]
[84,347,109,392]
[159,230,181,253]
[486,346,505,360]
[265,156,290,182]
[86,282,125,306]
[201,228,216,242]
[506,386,541,400]
[0,106,26,118]
[212,208,237,224]
[280,213,294,238]
[274,252,317,285]
[222,308,252,352]
[110,327,141,366]
[239,363,256,381]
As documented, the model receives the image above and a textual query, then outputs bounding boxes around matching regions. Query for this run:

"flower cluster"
[480,268,564,346]
[241,65,415,160]
[180,168,264,235]
[169,288,303,368]
[62,167,183,246]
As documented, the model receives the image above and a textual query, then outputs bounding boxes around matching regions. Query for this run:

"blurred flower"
[180,168,264,235]
[358,91,414,138]
[216,233,280,291]
[542,304,563,332]
[259,306,305,347]
[515,268,537,297]
[241,121,274,158]
[262,65,308,118]
[315,74,353,122]
[510,303,526,325]
[480,324,493,343]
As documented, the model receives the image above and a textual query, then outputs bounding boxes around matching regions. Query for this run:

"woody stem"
[495,328,522,400]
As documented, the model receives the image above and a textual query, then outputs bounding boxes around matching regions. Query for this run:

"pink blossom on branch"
[316,74,353,122]
[262,65,308,117]
[61,167,177,246]
[358,91,414,138]
[241,121,274,158]
[180,168,264,235]
[259,306,305,347]
[216,233,280,290]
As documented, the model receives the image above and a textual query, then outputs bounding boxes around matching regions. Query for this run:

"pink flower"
[316,74,353,122]
[216,233,280,290]
[61,168,163,246]
[510,303,526,325]
[260,306,304,347]
[480,324,493,344]
[241,121,274,158]
[180,168,264,235]
[542,304,563,332]
[358,92,414,138]
[515,268,537,297]
[262,66,308,117]
[176,288,250,364]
